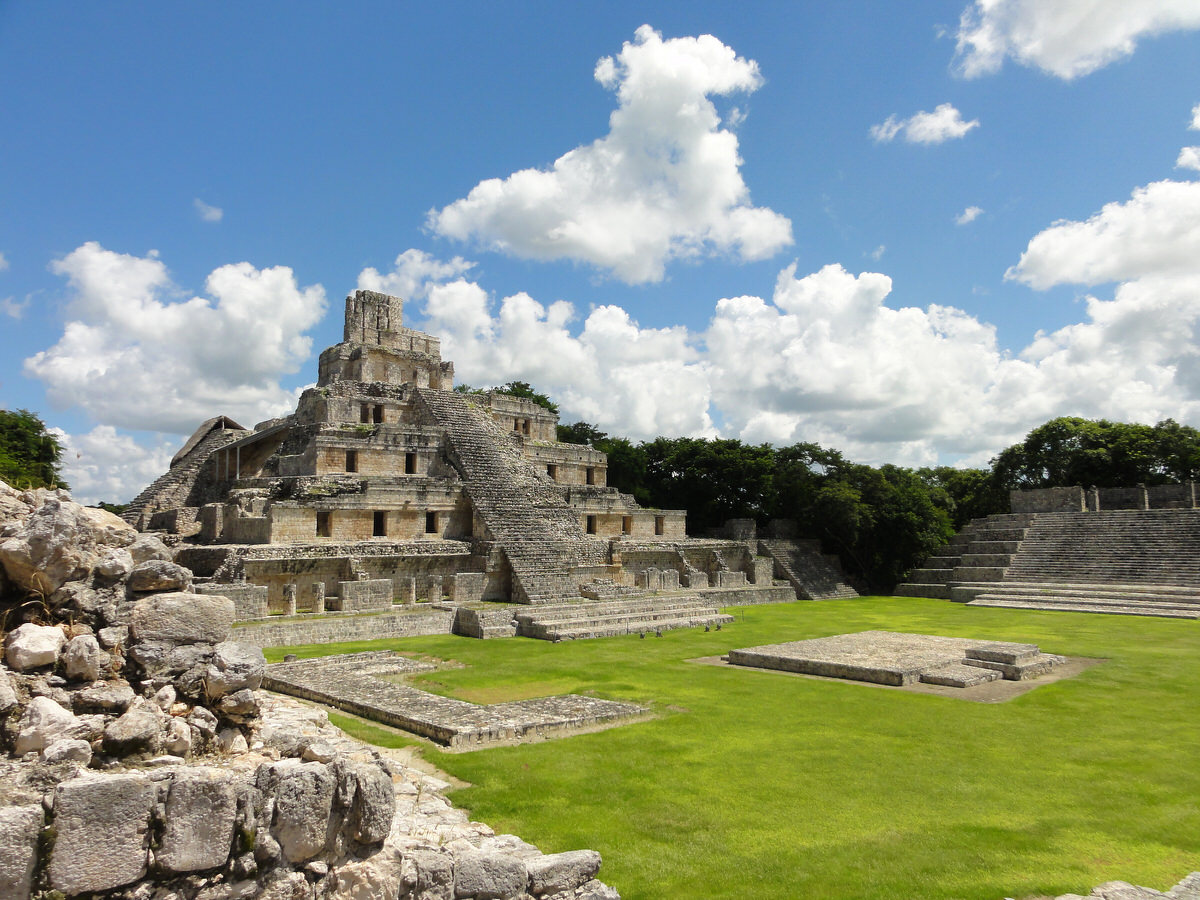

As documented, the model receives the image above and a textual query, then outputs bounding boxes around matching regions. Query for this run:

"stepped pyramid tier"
[895,486,1200,619]
[129,289,797,634]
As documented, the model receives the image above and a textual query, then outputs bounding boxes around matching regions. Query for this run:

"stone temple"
[125,289,852,642]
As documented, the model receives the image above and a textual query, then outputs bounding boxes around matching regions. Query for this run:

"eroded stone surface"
[0,804,42,900]
[49,772,156,894]
[728,631,1066,688]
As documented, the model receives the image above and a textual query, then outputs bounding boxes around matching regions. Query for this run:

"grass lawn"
[264,597,1200,900]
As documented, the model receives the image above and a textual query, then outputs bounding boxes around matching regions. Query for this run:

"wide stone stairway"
[759,539,859,600]
[513,595,734,641]
[416,388,593,603]
[896,509,1200,618]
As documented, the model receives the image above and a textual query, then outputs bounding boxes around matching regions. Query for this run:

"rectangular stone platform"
[726,631,1064,689]
[264,651,647,749]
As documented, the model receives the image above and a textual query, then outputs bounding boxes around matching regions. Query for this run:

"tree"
[0,409,68,490]
[557,421,607,445]
[492,381,558,414]
[918,466,1007,529]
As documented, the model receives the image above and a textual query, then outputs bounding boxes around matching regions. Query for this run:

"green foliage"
[918,466,1008,529]
[275,601,1200,899]
[640,437,776,533]
[492,381,559,414]
[0,409,67,490]
[93,501,128,515]
[989,416,1200,489]
[556,421,607,445]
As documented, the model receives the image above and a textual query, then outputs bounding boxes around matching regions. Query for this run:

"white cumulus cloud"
[955,0,1200,80]
[427,25,792,284]
[358,249,475,300]
[0,251,9,271]
[1191,102,1200,129]
[194,198,223,223]
[26,242,327,433]
[1177,146,1200,171]
[54,426,175,506]
[956,205,984,225]
[871,104,979,145]
[1006,179,1200,289]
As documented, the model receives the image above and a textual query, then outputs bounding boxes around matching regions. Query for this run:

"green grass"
[265,598,1200,899]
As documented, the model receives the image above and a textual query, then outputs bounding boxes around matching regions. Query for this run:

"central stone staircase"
[513,595,734,641]
[416,388,598,603]
[896,509,1200,618]
[758,539,858,600]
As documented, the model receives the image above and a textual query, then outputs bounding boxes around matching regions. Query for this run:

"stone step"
[540,613,735,642]
[892,583,953,599]
[918,662,1003,688]
[967,597,1200,619]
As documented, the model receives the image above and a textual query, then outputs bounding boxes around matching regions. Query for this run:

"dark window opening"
[522,419,531,435]
[586,515,597,535]
[405,452,417,474]
[622,516,632,535]
[586,467,595,485]
[316,511,332,537]
[360,404,371,423]
[372,405,383,424]
[513,419,521,431]
[373,511,386,537]
[546,464,557,480]
[654,515,665,536]
[425,511,437,534]
[345,450,358,473]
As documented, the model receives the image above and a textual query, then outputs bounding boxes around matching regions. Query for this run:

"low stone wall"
[195,582,268,619]
[1010,486,1085,513]
[336,577,393,611]
[701,585,796,606]
[232,607,455,648]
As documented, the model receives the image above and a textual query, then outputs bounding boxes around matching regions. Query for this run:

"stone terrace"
[727,631,1065,688]
[897,509,1200,618]
[264,651,647,748]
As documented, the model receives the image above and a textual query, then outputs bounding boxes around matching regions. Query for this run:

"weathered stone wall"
[1010,486,1085,513]
[233,607,456,648]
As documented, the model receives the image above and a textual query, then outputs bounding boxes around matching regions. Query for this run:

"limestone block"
[128,559,193,593]
[130,591,234,645]
[73,680,136,713]
[128,533,174,564]
[49,773,155,894]
[526,850,602,895]
[0,804,43,900]
[217,726,249,754]
[453,850,528,899]
[0,497,135,594]
[406,850,454,900]
[63,632,105,681]
[350,760,395,844]
[165,716,193,757]
[42,737,93,765]
[217,688,260,721]
[575,881,621,900]
[268,759,336,863]
[0,664,17,714]
[14,695,82,754]
[188,705,219,737]
[5,622,66,671]
[97,624,128,648]
[205,641,266,698]
[95,547,133,580]
[158,767,239,874]
[103,704,164,756]
[258,870,311,900]
[326,854,404,900]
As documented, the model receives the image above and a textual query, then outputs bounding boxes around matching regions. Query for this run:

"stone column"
[402,578,417,606]
[1138,483,1149,510]
[311,583,325,615]
[427,576,443,603]
[283,583,297,617]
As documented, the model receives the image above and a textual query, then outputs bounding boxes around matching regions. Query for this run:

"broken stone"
[63,632,106,681]
[96,547,134,580]
[128,559,193,593]
[14,695,83,754]
[73,680,136,713]
[42,737,93,766]
[0,665,17,714]
[128,533,174,564]
[5,622,66,672]
[217,726,248,754]
[103,704,163,756]
[349,759,395,844]
[527,850,603,895]
[98,624,129,649]
[205,641,266,698]
[164,716,193,757]
[217,688,259,722]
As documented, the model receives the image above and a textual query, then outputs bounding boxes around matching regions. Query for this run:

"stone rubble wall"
[0,479,622,898]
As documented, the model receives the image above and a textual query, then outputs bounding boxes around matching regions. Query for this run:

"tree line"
[557,416,1200,593]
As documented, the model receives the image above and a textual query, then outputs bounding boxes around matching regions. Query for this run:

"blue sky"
[3,2,1200,503]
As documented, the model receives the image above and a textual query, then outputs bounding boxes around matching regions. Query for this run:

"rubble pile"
[0,480,620,900]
